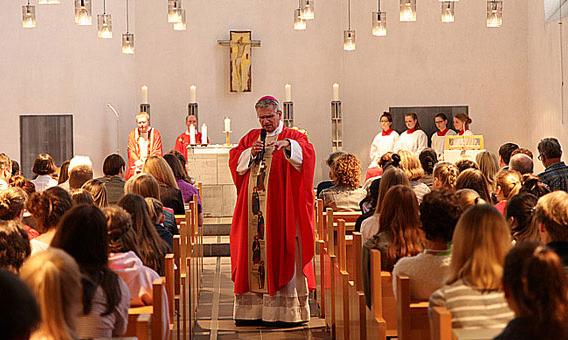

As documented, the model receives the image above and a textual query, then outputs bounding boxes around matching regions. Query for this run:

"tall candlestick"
[224,117,231,132]
[189,124,196,145]
[189,85,197,103]
[201,124,208,145]
[141,85,149,104]
[332,83,340,101]
[285,84,292,102]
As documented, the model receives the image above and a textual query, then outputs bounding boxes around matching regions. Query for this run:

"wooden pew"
[323,208,336,338]
[365,249,387,340]
[347,232,367,340]
[396,275,429,340]
[315,199,326,318]
[430,306,452,340]
[334,219,351,340]
[370,249,397,338]
[135,314,151,340]
[127,278,168,339]
[323,207,362,281]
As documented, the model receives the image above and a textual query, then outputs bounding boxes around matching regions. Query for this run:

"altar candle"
[332,83,340,101]
[189,85,197,103]
[224,117,231,132]
[201,124,208,144]
[285,84,292,102]
[189,124,196,144]
[141,85,149,104]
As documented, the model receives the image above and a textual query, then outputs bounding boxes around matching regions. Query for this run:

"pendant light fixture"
[372,0,387,36]
[122,0,134,54]
[22,1,36,28]
[400,0,416,22]
[441,1,455,23]
[74,0,92,25]
[343,0,355,51]
[486,0,503,27]
[168,0,183,23]
[301,0,314,20]
[97,0,112,38]
[294,0,306,30]
[173,9,187,30]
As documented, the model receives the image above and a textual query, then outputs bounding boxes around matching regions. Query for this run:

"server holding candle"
[174,114,210,160]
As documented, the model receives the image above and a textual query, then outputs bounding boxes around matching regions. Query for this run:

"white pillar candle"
[285,84,292,102]
[189,85,197,103]
[141,85,149,104]
[201,124,208,144]
[332,83,340,101]
[189,124,196,144]
[224,117,231,132]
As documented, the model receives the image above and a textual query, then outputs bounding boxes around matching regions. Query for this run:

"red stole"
[382,129,394,136]
[458,130,465,136]
[437,128,449,136]
[229,127,316,295]
[406,128,416,134]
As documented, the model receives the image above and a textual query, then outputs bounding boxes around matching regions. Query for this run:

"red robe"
[126,127,163,179]
[173,131,209,160]
[229,127,316,296]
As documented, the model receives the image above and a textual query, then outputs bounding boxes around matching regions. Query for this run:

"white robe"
[395,130,428,155]
[431,129,457,160]
[369,130,399,167]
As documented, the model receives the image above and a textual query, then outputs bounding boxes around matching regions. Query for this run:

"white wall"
[0,0,544,181]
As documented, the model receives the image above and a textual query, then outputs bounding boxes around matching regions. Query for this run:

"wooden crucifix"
[218,31,261,93]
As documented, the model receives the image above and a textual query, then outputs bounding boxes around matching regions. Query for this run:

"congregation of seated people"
[0,150,200,339]
[315,136,568,339]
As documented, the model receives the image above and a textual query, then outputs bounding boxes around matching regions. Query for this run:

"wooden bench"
[370,249,397,338]
[396,274,429,340]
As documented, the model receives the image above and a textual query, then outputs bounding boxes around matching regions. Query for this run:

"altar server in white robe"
[453,113,473,136]
[395,113,428,156]
[369,112,399,168]
[431,113,456,160]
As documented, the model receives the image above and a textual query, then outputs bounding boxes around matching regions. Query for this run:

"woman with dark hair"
[495,242,568,339]
[369,112,399,168]
[520,174,551,198]
[418,148,438,188]
[51,204,130,338]
[0,220,31,273]
[395,113,428,155]
[58,160,70,185]
[431,113,456,159]
[27,186,73,254]
[118,194,169,274]
[31,153,58,192]
[0,187,39,239]
[453,113,473,136]
[143,156,185,215]
[82,178,109,208]
[506,193,539,243]
[455,168,492,203]
[362,185,424,307]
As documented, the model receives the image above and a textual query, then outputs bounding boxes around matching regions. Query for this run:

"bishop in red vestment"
[229,96,316,324]
[126,112,163,179]
[173,114,210,160]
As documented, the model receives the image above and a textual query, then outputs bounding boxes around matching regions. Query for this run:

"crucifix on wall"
[218,31,261,92]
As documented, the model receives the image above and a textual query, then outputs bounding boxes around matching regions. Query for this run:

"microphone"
[258,129,267,162]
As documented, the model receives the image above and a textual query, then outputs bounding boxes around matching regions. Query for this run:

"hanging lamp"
[294,0,306,30]
[74,0,92,25]
[168,0,183,23]
[301,0,314,20]
[344,0,355,51]
[400,0,416,22]
[97,0,112,38]
[441,2,454,23]
[173,9,187,30]
[486,0,503,27]
[372,0,387,36]
[122,0,134,54]
[22,1,36,28]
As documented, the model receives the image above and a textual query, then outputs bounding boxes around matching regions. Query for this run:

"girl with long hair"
[398,150,430,203]
[143,156,185,214]
[20,248,82,340]
[455,168,492,203]
[429,204,513,330]
[51,204,130,338]
[494,170,522,215]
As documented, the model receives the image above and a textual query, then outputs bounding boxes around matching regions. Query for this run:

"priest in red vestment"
[126,112,163,179]
[173,114,210,159]
[229,96,316,324]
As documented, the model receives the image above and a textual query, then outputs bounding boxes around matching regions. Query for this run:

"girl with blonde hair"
[494,170,522,215]
[432,162,459,191]
[455,168,492,203]
[429,204,513,330]
[398,150,430,203]
[143,156,185,214]
[476,151,500,192]
[20,248,82,340]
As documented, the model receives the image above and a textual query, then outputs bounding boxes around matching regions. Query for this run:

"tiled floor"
[194,257,331,340]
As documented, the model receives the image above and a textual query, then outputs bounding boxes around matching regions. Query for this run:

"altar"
[186,145,236,223]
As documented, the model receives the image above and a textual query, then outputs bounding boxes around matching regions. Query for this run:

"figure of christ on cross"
[218,31,261,93]
[228,95,316,325]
